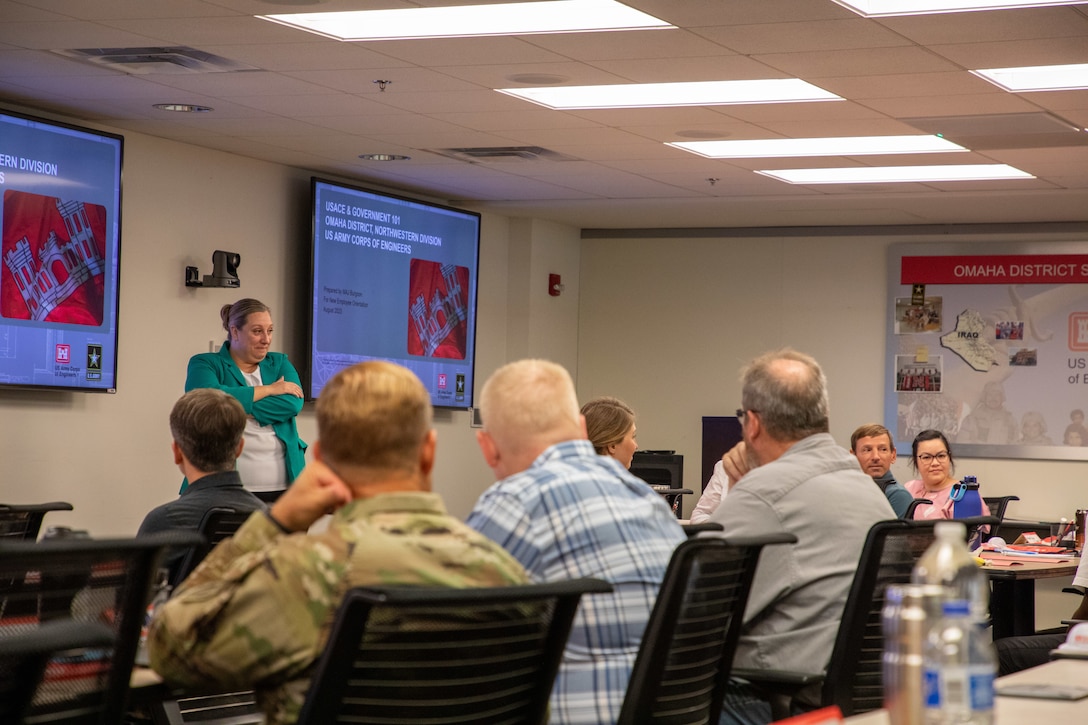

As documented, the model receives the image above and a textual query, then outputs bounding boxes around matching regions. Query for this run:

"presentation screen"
[0,109,123,392]
[308,178,481,409]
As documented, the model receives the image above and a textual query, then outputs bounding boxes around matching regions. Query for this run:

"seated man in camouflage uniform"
[149,361,529,725]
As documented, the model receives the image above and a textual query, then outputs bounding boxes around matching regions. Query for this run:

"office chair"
[617,532,797,725]
[169,508,251,587]
[902,498,932,519]
[0,531,200,724]
[0,620,114,724]
[296,578,613,725]
[150,508,261,725]
[0,502,74,541]
[982,496,1020,541]
[681,521,724,537]
[733,519,949,719]
[983,495,1020,522]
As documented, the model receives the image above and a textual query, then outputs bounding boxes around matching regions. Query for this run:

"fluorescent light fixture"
[972,63,1088,92]
[832,0,1088,16]
[669,135,967,158]
[258,0,673,41]
[756,164,1035,184]
[498,79,842,110]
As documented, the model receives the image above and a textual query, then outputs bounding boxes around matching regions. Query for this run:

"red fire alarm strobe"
[549,273,562,296]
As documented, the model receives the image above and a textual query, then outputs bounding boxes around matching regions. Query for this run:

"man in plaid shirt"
[468,359,686,724]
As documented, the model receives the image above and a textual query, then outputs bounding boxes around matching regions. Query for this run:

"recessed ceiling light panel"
[756,164,1035,184]
[498,79,842,110]
[832,0,1088,16]
[259,0,673,41]
[669,135,967,158]
[972,63,1088,92]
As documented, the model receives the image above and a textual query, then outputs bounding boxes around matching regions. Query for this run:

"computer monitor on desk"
[701,416,743,493]
[631,452,688,518]
[631,451,683,489]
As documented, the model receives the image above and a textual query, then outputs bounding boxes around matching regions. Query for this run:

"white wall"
[0,121,583,532]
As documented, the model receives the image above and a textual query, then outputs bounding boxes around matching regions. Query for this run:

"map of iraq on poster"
[885,243,1088,461]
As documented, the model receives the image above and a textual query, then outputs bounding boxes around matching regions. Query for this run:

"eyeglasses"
[736,408,757,424]
[917,452,949,464]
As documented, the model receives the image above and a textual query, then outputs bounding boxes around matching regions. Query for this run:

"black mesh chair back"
[0,532,200,724]
[822,519,939,715]
[982,496,1020,541]
[982,495,1019,521]
[0,502,73,541]
[822,515,996,715]
[617,532,797,725]
[296,578,613,725]
[170,508,250,587]
[0,621,113,724]
[730,517,997,720]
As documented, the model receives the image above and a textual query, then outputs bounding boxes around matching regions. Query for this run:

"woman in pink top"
[904,429,959,520]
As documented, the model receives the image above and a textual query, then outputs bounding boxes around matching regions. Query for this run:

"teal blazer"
[184,342,307,486]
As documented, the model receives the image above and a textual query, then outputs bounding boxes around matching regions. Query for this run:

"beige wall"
[0,122,582,532]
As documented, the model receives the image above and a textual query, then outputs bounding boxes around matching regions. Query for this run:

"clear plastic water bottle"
[923,599,995,725]
[912,521,989,623]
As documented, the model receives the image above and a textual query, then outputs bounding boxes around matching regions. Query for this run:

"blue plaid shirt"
[467,439,686,724]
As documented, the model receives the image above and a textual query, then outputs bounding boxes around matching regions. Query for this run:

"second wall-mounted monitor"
[307,178,480,409]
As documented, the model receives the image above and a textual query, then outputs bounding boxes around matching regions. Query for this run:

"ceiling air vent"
[902,112,1088,150]
[428,146,578,163]
[51,47,258,75]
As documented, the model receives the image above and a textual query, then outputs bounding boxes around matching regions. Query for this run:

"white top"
[689,460,728,524]
[1074,553,1088,588]
[236,368,286,492]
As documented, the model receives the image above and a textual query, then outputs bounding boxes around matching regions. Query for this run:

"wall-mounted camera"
[185,250,240,288]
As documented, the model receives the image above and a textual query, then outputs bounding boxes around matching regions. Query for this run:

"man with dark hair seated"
[138,388,265,578]
[850,422,912,518]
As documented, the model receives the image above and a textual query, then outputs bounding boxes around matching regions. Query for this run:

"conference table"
[981,551,1080,639]
[844,658,1088,722]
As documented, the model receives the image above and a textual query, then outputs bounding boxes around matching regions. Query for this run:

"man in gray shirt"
[711,349,894,725]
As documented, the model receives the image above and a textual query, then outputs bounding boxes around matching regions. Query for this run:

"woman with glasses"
[903,429,961,519]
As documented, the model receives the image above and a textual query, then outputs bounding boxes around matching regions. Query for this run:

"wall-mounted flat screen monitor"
[0,109,123,392]
[308,178,480,409]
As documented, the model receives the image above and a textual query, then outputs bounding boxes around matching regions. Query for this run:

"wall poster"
[885,242,1088,461]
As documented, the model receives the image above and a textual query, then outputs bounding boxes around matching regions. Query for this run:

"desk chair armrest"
[1062,586,1085,596]
[729,668,825,721]
[1060,619,1087,626]
[730,667,824,690]
[681,522,724,537]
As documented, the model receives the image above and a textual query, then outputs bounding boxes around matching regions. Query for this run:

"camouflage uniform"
[149,492,529,725]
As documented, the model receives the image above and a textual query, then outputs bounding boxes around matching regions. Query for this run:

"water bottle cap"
[935,521,966,539]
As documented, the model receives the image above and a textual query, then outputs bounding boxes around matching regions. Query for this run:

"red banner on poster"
[901,255,1088,285]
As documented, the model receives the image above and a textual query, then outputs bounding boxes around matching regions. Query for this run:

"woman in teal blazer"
[184,299,306,498]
